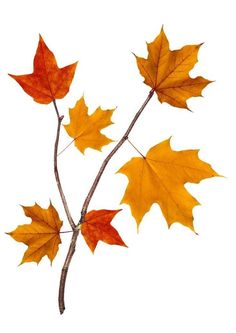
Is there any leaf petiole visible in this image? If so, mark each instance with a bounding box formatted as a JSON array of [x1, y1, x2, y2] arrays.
[[57, 139, 75, 156], [127, 139, 145, 158]]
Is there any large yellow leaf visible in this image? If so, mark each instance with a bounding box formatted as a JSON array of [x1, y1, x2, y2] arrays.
[[7, 203, 63, 264], [64, 96, 114, 153], [135, 27, 211, 109], [118, 138, 219, 231]]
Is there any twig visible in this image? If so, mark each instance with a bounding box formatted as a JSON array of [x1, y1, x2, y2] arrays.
[[58, 229, 79, 314], [53, 100, 76, 230], [58, 138, 75, 156], [127, 139, 145, 158], [79, 88, 155, 221], [58, 88, 155, 314]]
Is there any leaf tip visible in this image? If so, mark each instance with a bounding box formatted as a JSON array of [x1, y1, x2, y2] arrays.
[[18, 259, 25, 267], [90, 248, 96, 254], [38, 34, 45, 44], [217, 173, 226, 179]]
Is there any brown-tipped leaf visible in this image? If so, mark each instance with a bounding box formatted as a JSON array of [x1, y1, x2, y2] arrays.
[[135, 27, 211, 109], [7, 202, 63, 264]]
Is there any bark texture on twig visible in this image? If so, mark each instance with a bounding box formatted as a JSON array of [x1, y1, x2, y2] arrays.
[[57, 89, 154, 314]]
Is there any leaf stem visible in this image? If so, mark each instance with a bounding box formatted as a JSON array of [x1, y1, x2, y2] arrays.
[[53, 100, 76, 230], [58, 88, 154, 314], [58, 138, 75, 156], [127, 139, 145, 158]]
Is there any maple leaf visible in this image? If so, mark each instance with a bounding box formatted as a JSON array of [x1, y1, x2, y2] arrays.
[[135, 27, 211, 109], [64, 96, 114, 153], [118, 138, 219, 231], [81, 209, 127, 252], [7, 202, 63, 264], [9, 35, 77, 104]]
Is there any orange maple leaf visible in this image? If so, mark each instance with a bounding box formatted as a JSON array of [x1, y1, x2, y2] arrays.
[[7, 203, 63, 264], [135, 27, 211, 109], [64, 96, 114, 153], [118, 138, 219, 231], [81, 209, 127, 252], [9, 35, 77, 104]]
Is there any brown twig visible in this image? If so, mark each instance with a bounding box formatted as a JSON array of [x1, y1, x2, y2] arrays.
[[58, 88, 154, 314], [79, 88, 155, 222], [53, 99, 79, 314], [53, 99, 75, 230], [58, 229, 79, 314], [127, 139, 145, 158]]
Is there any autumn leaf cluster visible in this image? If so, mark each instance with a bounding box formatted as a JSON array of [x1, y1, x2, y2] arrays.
[[7, 28, 218, 266]]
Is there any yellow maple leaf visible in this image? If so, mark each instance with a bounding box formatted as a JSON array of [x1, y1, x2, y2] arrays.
[[118, 138, 219, 231], [135, 27, 212, 109], [64, 96, 114, 153], [7, 203, 63, 264]]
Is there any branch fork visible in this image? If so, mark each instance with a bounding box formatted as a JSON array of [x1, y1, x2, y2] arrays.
[[53, 89, 154, 314]]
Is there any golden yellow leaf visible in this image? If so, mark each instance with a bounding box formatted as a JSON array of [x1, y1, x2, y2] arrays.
[[7, 203, 63, 264], [118, 138, 219, 231], [135, 27, 212, 109], [64, 96, 114, 153]]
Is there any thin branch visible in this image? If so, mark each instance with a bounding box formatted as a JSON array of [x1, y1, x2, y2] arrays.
[[53, 100, 76, 230], [58, 88, 155, 314], [127, 139, 145, 158], [79, 88, 155, 222], [60, 230, 74, 234], [58, 229, 80, 314]]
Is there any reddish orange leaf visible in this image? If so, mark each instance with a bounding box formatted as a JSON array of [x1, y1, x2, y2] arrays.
[[81, 209, 127, 253], [64, 96, 114, 153], [9, 35, 77, 104], [135, 27, 211, 109], [7, 202, 63, 264], [118, 138, 219, 231]]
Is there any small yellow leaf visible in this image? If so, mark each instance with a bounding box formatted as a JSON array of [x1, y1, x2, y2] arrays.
[[64, 96, 114, 153]]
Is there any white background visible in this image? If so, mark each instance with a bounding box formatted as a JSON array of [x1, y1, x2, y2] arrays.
[[0, 0, 235, 332]]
